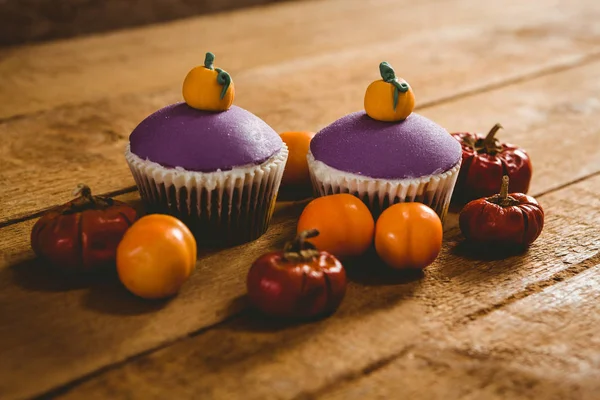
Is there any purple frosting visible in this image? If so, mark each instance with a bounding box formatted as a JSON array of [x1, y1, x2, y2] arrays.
[[129, 103, 283, 172], [310, 111, 462, 179]]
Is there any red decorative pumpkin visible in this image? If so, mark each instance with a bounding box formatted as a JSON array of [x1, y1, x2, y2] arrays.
[[246, 229, 347, 319], [31, 184, 138, 273], [452, 124, 532, 205]]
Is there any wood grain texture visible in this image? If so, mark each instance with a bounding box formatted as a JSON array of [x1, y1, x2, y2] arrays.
[[3, 0, 600, 120], [2, 55, 600, 400], [323, 266, 600, 400], [55, 173, 600, 400], [0, 0, 288, 46], [0, 196, 308, 400]]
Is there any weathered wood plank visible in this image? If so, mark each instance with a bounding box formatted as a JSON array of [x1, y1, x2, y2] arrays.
[[4, 0, 600, 119], [0, 196, 308, 400], [2, 59, 600, 399], [2, 0, 600, 223], [53, 168, 600, 400], [322, 266, 600, 400]]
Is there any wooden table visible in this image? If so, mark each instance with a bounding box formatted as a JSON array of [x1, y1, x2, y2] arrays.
[[1, 0, 600, 398]]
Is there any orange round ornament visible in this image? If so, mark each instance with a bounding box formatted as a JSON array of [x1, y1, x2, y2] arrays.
[[375, 202, 442, 269], [297, 194, 374, 258], [364, 62, 415, 122], [117, 214, 197, 299], [182, 52, 235, 112], [280, 131, 316, 187]]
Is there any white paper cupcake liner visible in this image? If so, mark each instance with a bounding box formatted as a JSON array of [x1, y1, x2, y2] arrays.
[[307, 151, 460, 222], [125, 144, 288, 245]]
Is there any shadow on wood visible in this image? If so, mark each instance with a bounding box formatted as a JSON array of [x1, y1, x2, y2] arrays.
[[451, 239, 530, 262], [82, 280, 169, 316], [222, 308, 315, 333], [8, 257, 168, 315], [276, 186, 314, 203], [8, 258, 113, 292], [344, 249, 426, 287]]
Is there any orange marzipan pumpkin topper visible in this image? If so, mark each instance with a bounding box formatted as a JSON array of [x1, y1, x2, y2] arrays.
[[182, 52, 235, 112], [364, 61, 415, 122]]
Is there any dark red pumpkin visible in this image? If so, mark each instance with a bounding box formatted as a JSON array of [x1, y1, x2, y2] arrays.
[[459, 176, 544, 248], [452, 123, 532, 205], [31, 184, 137, 273], [246, 229, 347, 319]]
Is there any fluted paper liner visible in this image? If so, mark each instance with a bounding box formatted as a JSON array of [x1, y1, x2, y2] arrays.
[[125, 144, 288, 245], [308, 151, 460, 222]]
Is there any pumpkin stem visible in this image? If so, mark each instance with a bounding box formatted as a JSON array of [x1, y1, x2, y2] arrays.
[[204, 52, 215, 70], [483, 123, 503, 152], [499, 175, 509, 200], [67, 184, 113, 212], [284, 229, 320, 261], [379, 62, 409, 111], [73, 184, 94, 203], [487, 175, 520, 207]]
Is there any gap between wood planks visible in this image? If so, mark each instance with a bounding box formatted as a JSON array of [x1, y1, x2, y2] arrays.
[[6, 0, 592, 122], [304, 268, 600, 400], [299, 253, 600, 400], [0, 185, 137, 229], [292, 345, 418, 400], [3, 51, 600, 230], [4, 48, 600, 127], [32, 173, 600, 400]]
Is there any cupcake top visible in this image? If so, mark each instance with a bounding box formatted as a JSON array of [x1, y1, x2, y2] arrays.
[[129, 103, 283, 172], [311, 112, 461, 179], [129, 52, 283, 173], [310, 61, 461, 180]]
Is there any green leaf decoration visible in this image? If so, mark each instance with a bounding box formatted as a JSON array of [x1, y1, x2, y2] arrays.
[[379, 62, 409, 111], [215, 68, 232, 100]]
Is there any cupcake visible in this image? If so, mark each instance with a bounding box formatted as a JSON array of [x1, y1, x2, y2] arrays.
[[308, 62, 461, 222], [125, 52, 288, 245]]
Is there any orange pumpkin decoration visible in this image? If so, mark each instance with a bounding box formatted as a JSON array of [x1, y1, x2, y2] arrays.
[[375, 202, 442, 269], [182, 52, 235, 112], [117, 214, 197, 299], [364, 62, 415, 122], [280, 131, 316, 187], [297, 194, 375, 258]]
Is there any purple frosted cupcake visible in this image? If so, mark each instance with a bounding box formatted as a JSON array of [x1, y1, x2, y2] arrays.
[[308, 62, 461, 222], [125, 53, 288, 245]]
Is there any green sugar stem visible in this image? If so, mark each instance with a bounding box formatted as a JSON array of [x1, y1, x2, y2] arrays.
[[215, 68, 232, 99], [204, 52, 215, 70], [379, 62, 409, 111]]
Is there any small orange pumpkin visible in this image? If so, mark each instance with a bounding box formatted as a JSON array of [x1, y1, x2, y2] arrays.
[[364, 62, 415, 122], [117, 214, 197, 299], [375, 202, 442, 270], [297, 194, 375, 258], [280, 131, 316, 187], [182, 52, 235, 112]]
